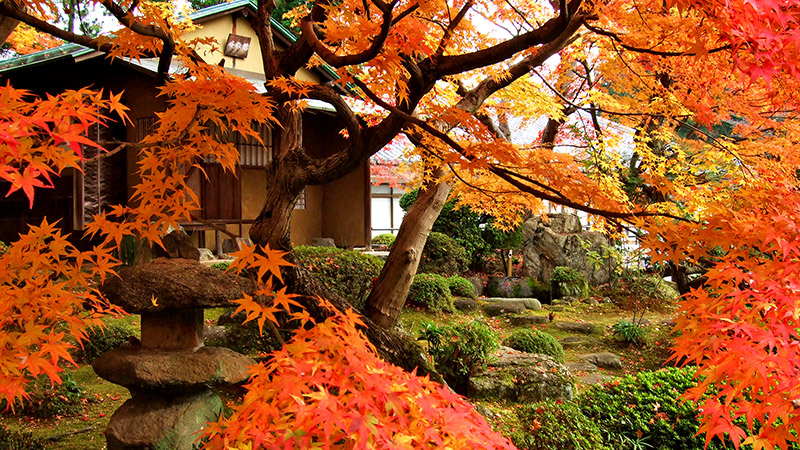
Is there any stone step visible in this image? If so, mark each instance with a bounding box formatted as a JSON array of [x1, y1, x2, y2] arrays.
[[554, 321, 597, 334], [579, 352, 623, 370]]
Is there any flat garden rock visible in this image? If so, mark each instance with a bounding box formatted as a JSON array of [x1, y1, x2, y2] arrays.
[[93, 346, 255, 393], [483, 298, 541, 310], [559, 336, 588, 348], [509, 314, 549, 326], [105, 390, 222, 450], [554, 321, 596, 334], [482, 302, 525, 316], [579, 352, 623, 370], [453, 298, 479, 312], [100, 258, 255, 314], [565, 362, 598, 373], [467, 347, 574, 403]]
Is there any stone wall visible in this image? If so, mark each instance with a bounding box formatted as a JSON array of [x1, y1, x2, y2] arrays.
[[522, 213, 614, 286]]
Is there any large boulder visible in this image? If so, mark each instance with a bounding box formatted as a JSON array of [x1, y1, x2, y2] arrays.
[[467, 347, 574, 402], [522, 213, 615, 286]]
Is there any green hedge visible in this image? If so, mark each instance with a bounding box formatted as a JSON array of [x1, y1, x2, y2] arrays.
[[511, 400, 608, 450], [294, 246, 385, 311], [578, 367, 725, 450]]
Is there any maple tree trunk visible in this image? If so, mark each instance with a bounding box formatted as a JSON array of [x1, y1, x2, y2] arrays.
[[365, 168, 452, 328]]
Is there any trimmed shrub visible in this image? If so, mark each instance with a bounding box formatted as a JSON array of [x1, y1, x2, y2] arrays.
[[420, 320, 498, 392], [503, 329, 564, 362], [550, 266, 588, 299], [510, 400, 608, 450], [407, 273, 454, 313], [370, 233, 395, 248], [578, 367, 725, 450], [74, 321, 136, 363], [448, 276, 477, 299], [294, 246, 385, 311], [418, 232, 470, 276]]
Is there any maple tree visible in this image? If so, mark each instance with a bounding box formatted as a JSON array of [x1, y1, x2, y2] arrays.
[[1, 0, 800, 447]]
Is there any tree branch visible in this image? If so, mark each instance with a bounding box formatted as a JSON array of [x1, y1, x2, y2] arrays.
[[433, 0, 582, 76], [299, 0, 399, 68]]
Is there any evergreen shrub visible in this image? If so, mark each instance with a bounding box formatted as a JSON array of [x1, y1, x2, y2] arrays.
[[294, 246, 384, 311], [447, 276, 477, 298], [418, 232, 470, 276], [510, 400, 608, 450], [420, 320, 498, 392], [407, 273, 454, 313]]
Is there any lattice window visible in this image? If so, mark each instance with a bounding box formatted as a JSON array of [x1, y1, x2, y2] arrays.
[[206, 121, 272, 167], [294, 187, 306, 210]]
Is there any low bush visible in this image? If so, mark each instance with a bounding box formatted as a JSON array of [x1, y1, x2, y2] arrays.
[[210, 261, 232, 271], [418, 232, 470, 276], [578, 367, 725, 450], [407, 273, 454, 313], [370, 233, 396, 248], [210, 309, 284, 357], [510, 400, 608, 450], [503, 329, 564, 362], [419, 320, 498, 393], [550, 266, 588, 299], [0, 426, 45, 450], [74, 321, 136, 363], [612, 320, 647, 345], [4, 372, 87, 419], [294, 246, 385, 311], [447, 276, 477, 299]]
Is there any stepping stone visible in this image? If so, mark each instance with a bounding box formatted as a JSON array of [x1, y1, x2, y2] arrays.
[[565, 362, 598, 373], [579, 352, 623, 370], [554, 321, 596, 334], [483, 297, 541, 310], [577, 373, 616, 386], [509, 314, 549, 326], [559, 336, 587, 348], [482, 302, 525, 316], [454, 298, 479, 312]]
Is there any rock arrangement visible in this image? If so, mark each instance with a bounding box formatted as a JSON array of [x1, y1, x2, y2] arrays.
[[467, 347, 574, 402], [95, 258, 256, 449], [522, 213, 615, 286]]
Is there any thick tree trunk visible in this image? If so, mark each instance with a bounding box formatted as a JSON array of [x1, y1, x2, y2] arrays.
[[365, 168, 452, 328], [245, 108, 441, 382]]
